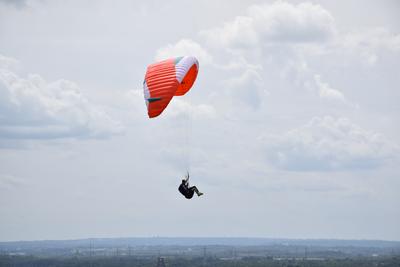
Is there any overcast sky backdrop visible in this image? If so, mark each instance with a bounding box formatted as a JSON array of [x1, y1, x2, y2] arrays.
[[0, 0, 399, 242]]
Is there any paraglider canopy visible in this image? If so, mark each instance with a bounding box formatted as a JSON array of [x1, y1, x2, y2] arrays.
[[143, 56, 199, 118]]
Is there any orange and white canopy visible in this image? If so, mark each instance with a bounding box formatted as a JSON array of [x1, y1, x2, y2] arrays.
[[143, 56, 199, 118]]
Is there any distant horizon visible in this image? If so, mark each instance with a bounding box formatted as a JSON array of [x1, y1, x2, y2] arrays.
[[2, 236, 400, 243]]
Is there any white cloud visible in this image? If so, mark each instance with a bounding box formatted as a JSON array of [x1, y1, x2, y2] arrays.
[[221, 67, 265, 109], [201, 2, 336, 49], [314, 74, 345, 102], [201, 16, 258, 49], [163, 98, 216, 120], [282, 57, 350, 104], [248, 2, 336, 43], [343, 28, 400, 52], [0, 54, 19, 70], [262, 116, 397, 171], [155, 39, 213, 65], [341, 27, 400, 65], [197, 2, 400, 110], [198, 2, 349, 107], [0, 55, 123, 140]]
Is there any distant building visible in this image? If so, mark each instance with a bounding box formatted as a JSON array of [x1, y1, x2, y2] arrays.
[[157, 257, 166, 267]]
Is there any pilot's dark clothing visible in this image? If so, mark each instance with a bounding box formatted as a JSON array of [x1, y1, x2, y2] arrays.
[[178, 180, 200, 199]]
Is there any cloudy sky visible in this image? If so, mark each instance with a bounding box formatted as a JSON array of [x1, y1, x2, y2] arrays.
[[0, 0, 399, 242]]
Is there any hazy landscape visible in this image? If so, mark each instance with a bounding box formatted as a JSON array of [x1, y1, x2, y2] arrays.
[[1, 237, 400, 266]]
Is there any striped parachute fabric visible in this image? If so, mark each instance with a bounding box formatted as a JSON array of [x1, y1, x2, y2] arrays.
[[143, 56, 199, 118]]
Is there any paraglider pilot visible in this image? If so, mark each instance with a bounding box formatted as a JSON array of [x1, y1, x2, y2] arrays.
[[178, 172, 203, 199]]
